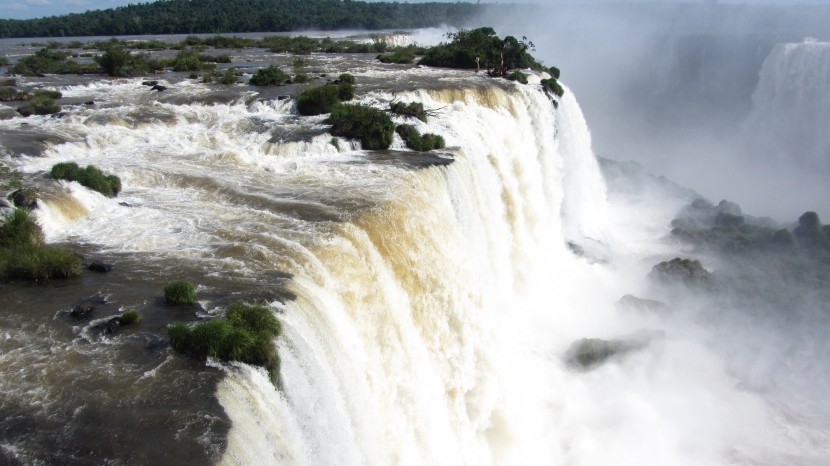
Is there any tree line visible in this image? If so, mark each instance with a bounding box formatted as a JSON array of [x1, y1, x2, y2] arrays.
[[0, 0, 485, 38]]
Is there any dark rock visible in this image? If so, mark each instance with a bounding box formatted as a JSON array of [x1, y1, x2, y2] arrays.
[[118, 201, 135, 207], [617, 294, 670, 314], [565, 330, 662, 370], [567, 241, 585, 256], [92, 317, 121, 335], [84, 101, 95, 106], [142, 80, 159, 87], [11, 189, 37, 209], [150, 85, 167, 92], [649, 257, 713, 288], [70, 296, 106, 319], [277, 95, 291, 101], [88, 262, 114, 272]]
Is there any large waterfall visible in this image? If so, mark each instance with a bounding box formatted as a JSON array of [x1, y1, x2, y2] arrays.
[[3, 55, 829, 464]]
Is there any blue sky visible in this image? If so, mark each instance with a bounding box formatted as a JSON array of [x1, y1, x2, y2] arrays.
[[1, 0, 827, 20]]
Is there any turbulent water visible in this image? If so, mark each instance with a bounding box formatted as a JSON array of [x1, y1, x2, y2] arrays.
[[2, 42, 830, 465]]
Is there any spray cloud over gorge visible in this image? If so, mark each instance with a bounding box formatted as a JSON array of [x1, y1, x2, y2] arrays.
[[0, 5, 829, 465]]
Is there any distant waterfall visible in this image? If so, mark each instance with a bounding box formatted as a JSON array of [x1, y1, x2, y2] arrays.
[[743, 39, 830, 172]]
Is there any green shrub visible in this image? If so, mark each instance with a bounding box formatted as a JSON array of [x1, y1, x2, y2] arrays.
[[548, 66, 561, 79], [164, 280, 197, 305], [97, 46, 150, 77], [12, 48, 80, 75], [329, 104, 396, 150], [419, 27, 543, 72], [293, 73, 310, 83], [167, 301, 281, 380], [396, 124, 445, 151], [118, 310, 141, 325], [541, 78, 564, 98], [32, 89, 62, 99], [0, 245, 81, 281], [507, 70, 528, 84], [0, 208, 43, 248], [390, 101, 427, 122], [17, 93, 61, 117], [0, 87, 19, 102], [337, 83, 355, 101], [0, 56, 8, 67], [50, 162, 121, 197], [337, 73, 356, 85], [297, 84, 350, 116], [219, 67, 236, 85], [172, 51, 203, 72], [249, 65, 288, 86]]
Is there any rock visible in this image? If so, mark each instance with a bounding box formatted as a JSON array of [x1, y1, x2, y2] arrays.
[[0, 78, 17, 87], [567, 241, 585, 256], [88, 262, 114, 273], [84, 101, 95, 106], [11, 189, 37, 209], [617, 294, 670, 313], [142, 80, 159, 87], [70, 296, 106, 319], [565, 330, 662, 370], [277, 95, 291, 101], [150, 85, 167, 92], [92, 317, 121, 335], [649, 257, 713, 288]]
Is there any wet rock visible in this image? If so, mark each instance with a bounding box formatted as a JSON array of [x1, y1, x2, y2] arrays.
[[649, 257, 713, 288], [617, 294, 670, 314], [150, 85, 167, 92], [84, 101, 95, 106], [92, 317, 121, 335], [277, 95, 291, 101], [88, 262, 114, 273], [0, 78, 17, 87], [567, 241, 585, 256], [141, 80, 159, 87], [71, 296, 106, 319], [11, 189, 37, 209], [565, 330, 662, 370]]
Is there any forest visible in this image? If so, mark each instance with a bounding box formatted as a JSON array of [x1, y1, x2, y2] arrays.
[[0, 0, 484, 38]]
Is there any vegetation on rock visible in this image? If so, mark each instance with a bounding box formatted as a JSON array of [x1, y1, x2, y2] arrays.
[[389, 101, 427, 122], [164, 280, 197, 305], [297, 78, 356, 116], [419, 27, 543, 74], [328, 104, 395, 150], [0, 208, 81, 281], [167, 302, 281, 380], [51, 162, 121, 197], [17, 90, 62, 117], [396, 124, 445, 151], [249, 65, 288, 86]]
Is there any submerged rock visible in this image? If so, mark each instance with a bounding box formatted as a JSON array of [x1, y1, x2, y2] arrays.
[[92, 317, 121, 335], [70, 295, 106, 319], [565, 330, 662, 370], [88, 262, 114, 273], [150, 85, 167, 92], [617, 294, 670, 314], [649, 257, 713, 288]]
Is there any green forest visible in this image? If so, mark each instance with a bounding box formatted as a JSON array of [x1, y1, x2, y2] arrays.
[[0, 0, 484, 38]]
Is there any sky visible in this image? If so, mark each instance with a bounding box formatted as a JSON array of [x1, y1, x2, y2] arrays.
[[2, 0, 828, 21]]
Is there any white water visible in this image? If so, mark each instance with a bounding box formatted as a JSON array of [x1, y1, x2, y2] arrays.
[[744, 39, 830, 172], [4, 67, 827, 464]]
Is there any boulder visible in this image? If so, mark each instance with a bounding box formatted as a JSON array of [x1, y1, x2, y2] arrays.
[[617, 294, 670, 314], [150, 85, 167, 92], [649, 257, 713, 288], [70, 296, 106, 319], [92, 317, 121, 335], [141, 80, 159, 87], [11, 189, 37, 209], [565, 330, 662, 370], [88, 262, 114, 273]]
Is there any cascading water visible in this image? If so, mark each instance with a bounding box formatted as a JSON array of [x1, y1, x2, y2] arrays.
[[743, 39, 830, 172], [2, 48, 830, 465]]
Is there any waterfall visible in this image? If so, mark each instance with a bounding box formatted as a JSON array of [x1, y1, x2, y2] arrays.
[[743, 39, 830, 172]]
